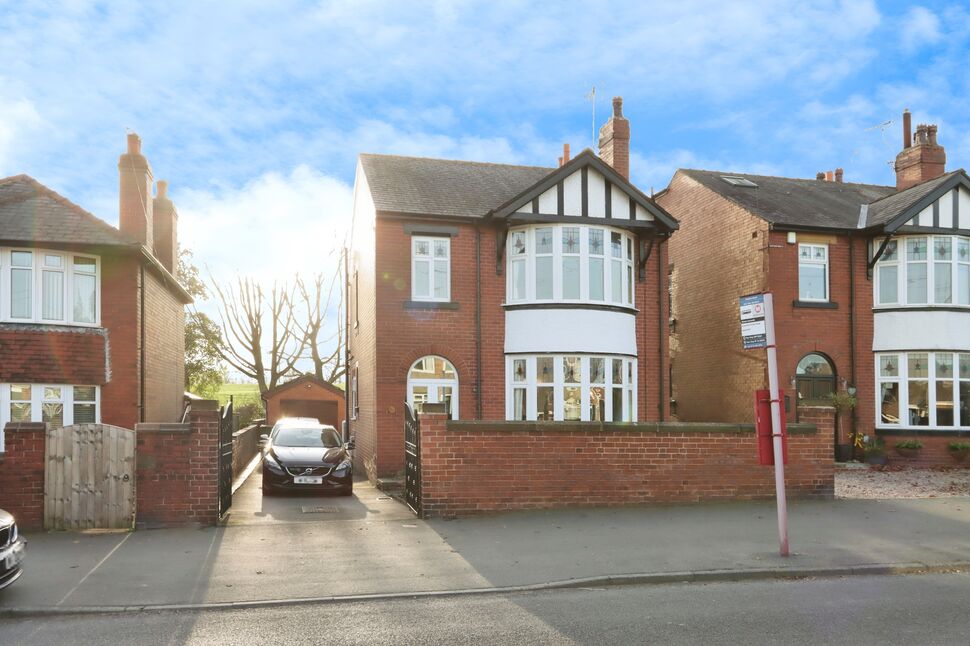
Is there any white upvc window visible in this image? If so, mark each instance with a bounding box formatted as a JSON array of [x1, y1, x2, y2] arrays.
[[798, 243, 828, 301], [876, 235, 970, 307], [0, 247, 100, 325], [411, 236, 450, 301], [505, 354, 637, 422], [876, 352, 970, 429], [506, 225, 635, 307], [0, 384, 101, 452]]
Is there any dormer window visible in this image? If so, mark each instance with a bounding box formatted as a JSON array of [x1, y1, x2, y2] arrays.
[[506, 225, 635, 307]]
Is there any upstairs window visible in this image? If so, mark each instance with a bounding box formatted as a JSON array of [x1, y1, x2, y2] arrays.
[[411, 237, 450, 302], [1, 248, 99, 325], [507, 225, 635, 307], [876, 235, 970, 307], [798, 244, 828, 301]]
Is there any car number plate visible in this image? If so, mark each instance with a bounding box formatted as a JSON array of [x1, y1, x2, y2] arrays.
[[4, 542, 24, 569], [294, 476, 323, 484]]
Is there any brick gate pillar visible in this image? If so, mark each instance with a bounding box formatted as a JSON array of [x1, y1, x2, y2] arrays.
[[0, 422, 47, 531]]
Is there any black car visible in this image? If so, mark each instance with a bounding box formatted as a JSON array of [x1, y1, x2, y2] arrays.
[[261, 424, 354, 495], [0, 509, 26, 590]]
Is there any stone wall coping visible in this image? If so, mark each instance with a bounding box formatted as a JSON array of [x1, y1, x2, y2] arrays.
[[233, 423, 266, 439], [191, 399, 220, 412], [136, 423, 191, 433], [443, 420, 818, 435]]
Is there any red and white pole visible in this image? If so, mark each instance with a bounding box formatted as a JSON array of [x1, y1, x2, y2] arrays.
[[762, 293, 789, 557]]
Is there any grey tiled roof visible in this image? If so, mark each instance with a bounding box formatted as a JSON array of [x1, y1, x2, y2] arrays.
[[679, 169, 895, 230], [360, 153, 554, 218], [0, 174, 136, 246], [865, 170, 962, 227]]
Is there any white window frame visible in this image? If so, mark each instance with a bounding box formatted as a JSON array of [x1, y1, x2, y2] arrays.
[[797, 243, 829, 302], [410, 236, 451, 302], [875, 352, 970, 430], [0, 384, 101, 452], [350, 364, 359, 420], [406, 356, 459, 420], [875, 235, 970, 309], [506, 225, 635, 307], [505, 354, 637, 422], [0, 247, 101, 326]]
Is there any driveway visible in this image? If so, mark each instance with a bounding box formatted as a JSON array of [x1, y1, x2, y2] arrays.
[[227, 468, 415, 525]]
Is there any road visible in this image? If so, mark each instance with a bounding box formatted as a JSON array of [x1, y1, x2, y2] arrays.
[[2, 573, 967, 645]]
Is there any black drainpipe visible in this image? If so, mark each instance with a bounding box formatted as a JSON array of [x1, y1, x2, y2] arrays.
[[475, 227, 483, 419], [657, 234, 665, 422], [139, 263, 146, 423]]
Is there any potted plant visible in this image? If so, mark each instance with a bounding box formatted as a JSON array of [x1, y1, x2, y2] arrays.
[[894, 439, 923, 459], [863, 437, 887, 466], [829, 390, 857, 462], [948, 442, 970, 464]]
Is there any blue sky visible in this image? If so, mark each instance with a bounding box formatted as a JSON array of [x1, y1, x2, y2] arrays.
[[2, 0, 969, 285]]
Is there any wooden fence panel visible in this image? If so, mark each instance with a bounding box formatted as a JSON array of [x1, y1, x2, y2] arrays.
[[45, 424, 135, 530]]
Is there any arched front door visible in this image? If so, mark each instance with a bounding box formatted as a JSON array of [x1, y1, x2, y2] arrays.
[[795, 353, 836, 403], [407, 356, 459, 420]]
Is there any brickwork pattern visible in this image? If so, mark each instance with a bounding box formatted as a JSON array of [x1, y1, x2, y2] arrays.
[[0, 327, 106, 384], [418, 407, 834, 517], [99, 253, 141, 429], [0, 423, 46, 530], [142, 269, 185, 423], [880, 434, 970, 468]]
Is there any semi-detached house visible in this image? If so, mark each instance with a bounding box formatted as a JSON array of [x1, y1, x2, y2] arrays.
[[347, 98, 679, 479], [0, 134, 190, 451], [658, 111, 970, 464]]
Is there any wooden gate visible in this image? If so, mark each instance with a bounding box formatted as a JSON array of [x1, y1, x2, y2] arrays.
[[45, 424, 135, 530], [404, 403, 421, 516]]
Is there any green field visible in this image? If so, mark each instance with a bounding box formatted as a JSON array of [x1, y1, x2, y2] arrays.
[[216, 383, 261, 406]]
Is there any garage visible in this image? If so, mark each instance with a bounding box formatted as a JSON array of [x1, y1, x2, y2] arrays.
[[261, 374, 347, 429]]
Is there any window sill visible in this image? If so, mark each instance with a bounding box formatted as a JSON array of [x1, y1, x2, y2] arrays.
[[503, 302, 639, 314], [873, 305, 970, 313], [792, 300, 838, 309], [876, 427, 970, 437], [404, 300, 459, 310]]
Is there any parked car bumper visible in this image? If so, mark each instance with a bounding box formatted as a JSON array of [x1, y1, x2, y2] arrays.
[[0, 537, 27, 590], [262, 467, 353, 493]]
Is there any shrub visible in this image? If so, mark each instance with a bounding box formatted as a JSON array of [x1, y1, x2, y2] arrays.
[[948, 442, 970, 451], [895, 440, 923, 450]]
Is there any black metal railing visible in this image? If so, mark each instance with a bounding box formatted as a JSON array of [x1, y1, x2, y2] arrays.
[[404, 402, 421, 516], [218, 397, 234, 516]]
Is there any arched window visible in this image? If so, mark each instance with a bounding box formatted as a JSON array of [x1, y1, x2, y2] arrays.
[[407, 356, 459, 420], [795, 353, 835, 402]]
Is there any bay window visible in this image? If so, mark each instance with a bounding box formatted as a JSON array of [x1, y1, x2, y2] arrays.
[[506, 225, 635, 307], [876, 235, 970, 307], [0, 384, 100, 451], [876, 352, 970, 428], [1, 248, 99, 325], [506, 354, 637, 422]]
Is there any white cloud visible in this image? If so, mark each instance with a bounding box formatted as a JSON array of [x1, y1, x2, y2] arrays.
[[0, 91, 43, 176], [177, 165, 353, 287], [901, 6, 942, 53]]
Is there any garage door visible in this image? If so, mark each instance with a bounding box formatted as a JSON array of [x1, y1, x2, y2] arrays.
[[280, 399, 339, 427]]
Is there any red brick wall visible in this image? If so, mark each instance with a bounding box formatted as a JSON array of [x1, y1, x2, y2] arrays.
[[418, 407, 835, 517], [100, 253, 141, 429], [658, 172, 769, 423], [0, 327, 106, 384], [142, 268, 185, 423], [135, 404, 220, 527], [879, 433, 970, 468], [0, 423, 46, 530]]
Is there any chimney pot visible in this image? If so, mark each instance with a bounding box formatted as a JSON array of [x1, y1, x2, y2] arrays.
[[927, 125, 938, 146], [558, 156, 563, 167], [563, 143, 570, 164], [903, 109, 912, 149], [825, 170, 834, 182], [612, 96, 623, 117], [127, 132, 141, 155], [835, 168, 844, 183], [816, 172, 825, 181], [157, 179, 168, 199]]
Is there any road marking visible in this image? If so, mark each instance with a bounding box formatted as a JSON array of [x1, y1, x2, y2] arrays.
[[56, 532, 132, 606]]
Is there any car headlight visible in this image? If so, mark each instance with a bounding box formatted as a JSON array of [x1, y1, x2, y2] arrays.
[[10, 523, 16, 543], [263, 454, 285, 474], [334, 459, 352, 477]]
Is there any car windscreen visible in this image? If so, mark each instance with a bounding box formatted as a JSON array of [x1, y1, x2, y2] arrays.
[[273, 427, 341, 448]]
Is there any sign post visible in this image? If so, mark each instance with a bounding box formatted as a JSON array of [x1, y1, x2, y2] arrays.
[[739, 292, 790, 557]]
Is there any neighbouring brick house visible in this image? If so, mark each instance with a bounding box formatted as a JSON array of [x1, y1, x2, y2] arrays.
[[347, 98, 680, 480], [0, 133, 191, 451], [658, 111, 970, 464]]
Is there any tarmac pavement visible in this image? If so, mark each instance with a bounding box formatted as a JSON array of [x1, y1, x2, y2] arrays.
[[1, 468, 968, 614]]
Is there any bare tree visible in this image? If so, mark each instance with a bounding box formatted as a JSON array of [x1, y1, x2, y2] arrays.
[[209, 275, 305, 394], [293, 261, 345, 384]]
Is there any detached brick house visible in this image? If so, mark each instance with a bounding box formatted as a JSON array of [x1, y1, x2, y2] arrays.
[[658, 111, 970, 462], [348, 98, 679, 479], [0, 134, 191, 450]]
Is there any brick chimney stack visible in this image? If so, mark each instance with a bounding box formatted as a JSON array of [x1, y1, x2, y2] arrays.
[[895, 110, 946, 191], [118, 133, 154, 248], [152, 180, 178, 274], [598, 96, 630, 179], [835, 168, 843, 183]]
